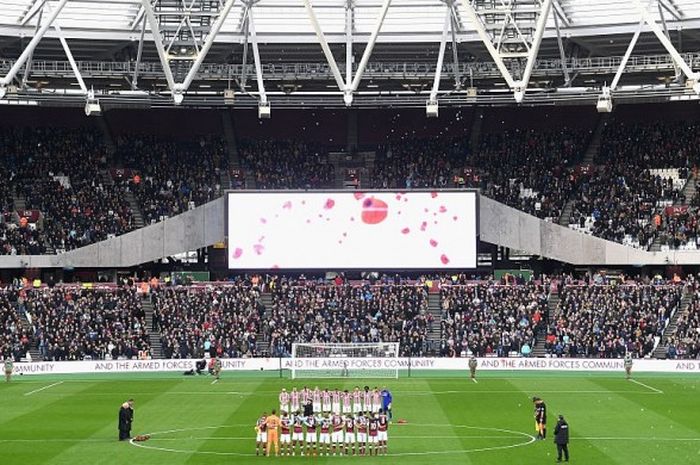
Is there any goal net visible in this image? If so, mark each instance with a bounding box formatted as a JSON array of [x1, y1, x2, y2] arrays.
[[290, 342, 400, 379]]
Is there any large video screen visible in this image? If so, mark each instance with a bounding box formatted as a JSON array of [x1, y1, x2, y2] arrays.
[[227, 191, 477, 269]]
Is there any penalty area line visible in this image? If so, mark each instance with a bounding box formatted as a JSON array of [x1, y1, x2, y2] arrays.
[[24, 381, 63, 396], [628, 378, 664, 394]]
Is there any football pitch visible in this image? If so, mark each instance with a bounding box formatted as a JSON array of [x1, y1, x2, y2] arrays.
[[1, 370, 699, 465]]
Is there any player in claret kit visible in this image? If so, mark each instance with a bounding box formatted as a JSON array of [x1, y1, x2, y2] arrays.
[[368, 412, 379, 455], [304, 413, 318, 456], [352, 387, 363, 414], [378, 409, 389, 454], [280, 412, 292, 456], [372, 387, 382, 413], [318, 414, 331, 456], [332, 388, 342, 415], [322, 388, 332, 414], [279, 388, 290, 415], [344, 412, 357, 456], [291, 387, 300, 414], [292, 411, 305, 456], [313, 386, 322, 413], [356, 412, 368, 456], [331, 412, 344, 456], [342, 390, 352, 416], [255, 413, 268, 456]]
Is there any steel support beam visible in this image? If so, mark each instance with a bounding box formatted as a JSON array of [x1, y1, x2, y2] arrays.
[[429, 7, 451, 104], [180, 0, 237, 92], [45, 1, 88, 95], [552, 0, 571, 27], [247, 5, 267, 105], [345, 0, 354, 87], [21, 8, 43, 89], [0, 0, 69, 89], [635, 0, 699, 85], [552, 1, 570, 85], [132, 15, 147, 90], [449, 11, 462, 89], [239, 4, 251, 91], [303, 0, 347, 95], [349, 0, 392, 94], [610, 17, 645, 91], [516, 0, 554, 102], [140, 0, 177, 96]]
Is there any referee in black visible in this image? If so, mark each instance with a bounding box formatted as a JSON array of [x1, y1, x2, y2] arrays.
[[554, 414, 569, 462]]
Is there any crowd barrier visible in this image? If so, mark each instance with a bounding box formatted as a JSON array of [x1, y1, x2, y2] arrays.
[[10, 357, 700, 376]]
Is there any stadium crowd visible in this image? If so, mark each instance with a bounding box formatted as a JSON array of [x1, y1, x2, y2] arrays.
[[0, 290, 31, 361], [115, 135, 227, 224], [153, 285, 263, 359], [238, 140, 334, 189], [545, 284, 682, 358], [265, 280, 431, 357], [439, 283, 548, 357]]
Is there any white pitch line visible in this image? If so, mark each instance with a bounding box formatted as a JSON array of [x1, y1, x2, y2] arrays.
[[471, 378, 478, 384], [211, 379, 219, 385], [23, 381, 63, 396], [629, 378, 664, 394]]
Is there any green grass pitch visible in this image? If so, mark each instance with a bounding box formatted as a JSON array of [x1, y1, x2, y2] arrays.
[[1, 370, 699, 465]]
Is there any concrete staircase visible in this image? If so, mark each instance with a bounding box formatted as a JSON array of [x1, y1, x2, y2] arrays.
[[531, 288, 559, 357], [124, 189, 146, 229], [18, 310, 41, 361], [256, 292, 273, 356], [143, 296, 163, 359], [426, 292, 443, 353], [221, 111, 249, 188], [653, 286, 693, 359], [557, 114, 608, 226], [649, 172, 697, 252]]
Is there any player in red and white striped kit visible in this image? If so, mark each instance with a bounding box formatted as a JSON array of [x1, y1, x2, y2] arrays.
[[378, 410, 389, 454], [352, 387, 363, 414], [290, 388, 300, 414], [332, 389, 341, 415], [322, 388, 332, 413], [342, 390, 352, 415], [363, 386, 372, 412], [312, 386, 322, 413], [331, 412, 344, 455], [256, 413, 268, 456], [279, 388, 290, 415], [372, 388, 382, 413], [344, 414, 357, 456], [301, 386, 311, 405]]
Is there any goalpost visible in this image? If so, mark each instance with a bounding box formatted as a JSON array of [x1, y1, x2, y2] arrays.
[[290, 342, 400, 379]]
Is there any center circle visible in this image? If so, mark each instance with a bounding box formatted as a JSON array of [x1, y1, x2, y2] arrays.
[[129, 423, 536, 457]]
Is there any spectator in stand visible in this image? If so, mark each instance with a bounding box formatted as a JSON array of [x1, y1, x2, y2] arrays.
[[266, 279, 431, 357], [238, 140, 333, 189], [440, 281, 548, 357], [24, 287, 149, 361], [0, 290, 32, 361], [115, 135, 226, 224], [546, 283, 682, 358], [154, 285, 263, 359]]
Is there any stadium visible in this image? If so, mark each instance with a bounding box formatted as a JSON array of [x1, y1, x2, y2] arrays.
[[1, 0, 700, 464]]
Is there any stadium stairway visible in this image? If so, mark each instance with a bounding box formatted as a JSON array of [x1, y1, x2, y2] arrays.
[[124, 190, 145, 229], [426, 292, 442, 351], [532, 287, 559, 357], [18, 311, 41, 361], [95, 117, 117, 156], [649, 172, 697, 252], [142, 296, 163, 359], [468, 109, 483, 155], [653, 284, 693, 359], [557, 114, 609, 227], [256, 292, 273, 356]]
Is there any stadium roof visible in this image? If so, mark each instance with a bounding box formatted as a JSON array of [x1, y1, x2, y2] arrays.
[[0, 0, 699, 109]]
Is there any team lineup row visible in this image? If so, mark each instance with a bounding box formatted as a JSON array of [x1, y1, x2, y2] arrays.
[[277, 386, 393, 416], [256, 410, 391, 457], [256, 386, 394, 457]]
